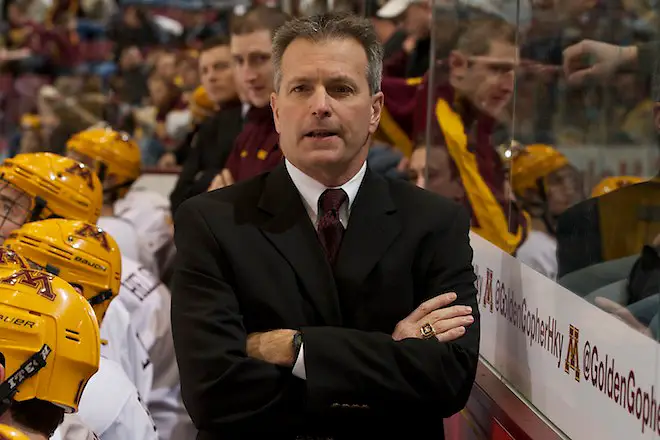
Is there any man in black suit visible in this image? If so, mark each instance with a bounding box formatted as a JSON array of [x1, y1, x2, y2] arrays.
[[171, 12, 479, 439], [169, 36, 245, 215]]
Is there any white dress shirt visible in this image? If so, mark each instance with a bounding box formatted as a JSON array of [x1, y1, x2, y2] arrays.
[[284, 159, 367, 380]]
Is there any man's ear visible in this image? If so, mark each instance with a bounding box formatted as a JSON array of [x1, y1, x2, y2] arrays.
[[270, 92, 281, 134], [369, 91, 384, 134], [449, 50, 468, 81]]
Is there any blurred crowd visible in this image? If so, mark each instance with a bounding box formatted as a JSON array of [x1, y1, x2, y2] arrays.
[[0, 0, 658, 438], [0, 0, 658, 165]]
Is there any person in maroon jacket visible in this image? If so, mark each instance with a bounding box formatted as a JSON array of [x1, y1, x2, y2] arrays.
[[208, 6, 289, 190], [381, 17, 529, 254]]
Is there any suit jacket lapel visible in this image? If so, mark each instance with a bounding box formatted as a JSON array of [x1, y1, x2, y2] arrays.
[[335, 168, 401, 288], [257, 164, 343, 326]]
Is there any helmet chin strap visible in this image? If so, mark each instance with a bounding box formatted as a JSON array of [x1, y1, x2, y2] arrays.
[[28, 197, 47, 222], [0, 345, 51, 417]]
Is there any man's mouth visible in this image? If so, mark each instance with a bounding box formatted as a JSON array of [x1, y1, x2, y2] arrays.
[[304, 130, 338, 139]]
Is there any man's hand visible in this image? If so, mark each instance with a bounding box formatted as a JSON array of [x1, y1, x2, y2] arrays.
[[594, 297, 652, 337], [563, 40, 637, 85], [208, 168, 234, 191], [157, 152, 177, 169], [246, 329, 298, 367], [392, 292, 473, 343], [402, 36, 416, 54]]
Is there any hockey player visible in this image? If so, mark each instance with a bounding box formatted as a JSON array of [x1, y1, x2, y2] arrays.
[[0, 152, 101, 243], [66, 127, 175, 280], [0, 153, 160, 437], [64, 127, 188, 439], [4, 221, 158, 440], [0, 266, 99, 439], [511, 144, 582, 280], [0, 153, 151, 388]]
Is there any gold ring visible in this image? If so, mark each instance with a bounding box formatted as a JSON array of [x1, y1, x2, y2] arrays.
[[420, 323, 436, 339]]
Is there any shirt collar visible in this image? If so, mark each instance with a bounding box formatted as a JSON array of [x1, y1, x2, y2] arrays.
[[285, 159, 367, 217]]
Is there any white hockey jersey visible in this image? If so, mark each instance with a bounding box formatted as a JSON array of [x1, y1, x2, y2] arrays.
[[100, 295, 153, 401], [96, 216, 141, 264], [112, 188, 175, 279], [77, 357, 158, 440], [52, 414, 99, 440], [116, 256, 194, 440]]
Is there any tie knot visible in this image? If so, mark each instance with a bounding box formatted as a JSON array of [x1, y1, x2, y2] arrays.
[[319, 188, 347, 213]]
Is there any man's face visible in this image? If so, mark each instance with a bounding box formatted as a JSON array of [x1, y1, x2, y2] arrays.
[[156, 54, 177, 82], [199, 45, 236, 104], [271, 38, 383, 176], [450, 40, 517, 118], [545, 165, 582, 216], [0, 183, 31, 245], [231, 30, 274, 108], [409, 146, 464, 202]]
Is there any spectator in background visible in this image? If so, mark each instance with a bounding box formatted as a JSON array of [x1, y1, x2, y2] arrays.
[[377, 0, 431, 78], [169, 36, 243, 215], [175, 54, 199, 92], [0, 0, 77, 76], [207, 6, 289, 190], [179, 9, 226, 48], [153, 51, 178, 84], [107, 5, 162, 62], [133, 74, 184, 166], [365, 0, 406, 59], [408, 142, 466, 204], [608, 70, 657, 145], [114, 45, 149, 106]]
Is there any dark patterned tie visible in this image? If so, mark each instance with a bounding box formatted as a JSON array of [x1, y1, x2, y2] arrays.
[[317, 188, 348, 266]]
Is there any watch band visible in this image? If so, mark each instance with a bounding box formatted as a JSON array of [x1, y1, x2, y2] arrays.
[[292, 331, 303, 361]]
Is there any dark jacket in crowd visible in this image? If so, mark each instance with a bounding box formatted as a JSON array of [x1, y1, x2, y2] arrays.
[[169, 100, 243, 216]]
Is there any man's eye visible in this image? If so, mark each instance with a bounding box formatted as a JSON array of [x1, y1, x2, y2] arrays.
[[333, 86, 352, 94]]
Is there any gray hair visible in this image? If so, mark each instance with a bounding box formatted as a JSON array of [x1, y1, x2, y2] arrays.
[[272, 12, 383, 95]]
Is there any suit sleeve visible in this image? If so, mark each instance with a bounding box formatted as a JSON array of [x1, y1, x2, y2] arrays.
[[170, 199, 305, 432], [301, 206, 479, 417]]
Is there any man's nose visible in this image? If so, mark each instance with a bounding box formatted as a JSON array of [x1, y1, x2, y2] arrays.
[[310, 88, 331, 118], [237, 64, 256, 82], [501, 71, 515, 91], [205, 73, 217, 84]]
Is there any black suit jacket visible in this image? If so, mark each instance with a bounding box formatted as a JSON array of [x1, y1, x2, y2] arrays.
[[171, 163, 480, 439], [169, 103, 244, 216]]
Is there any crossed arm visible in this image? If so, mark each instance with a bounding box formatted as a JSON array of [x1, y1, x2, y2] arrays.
[[171, 199, 479, 432]]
